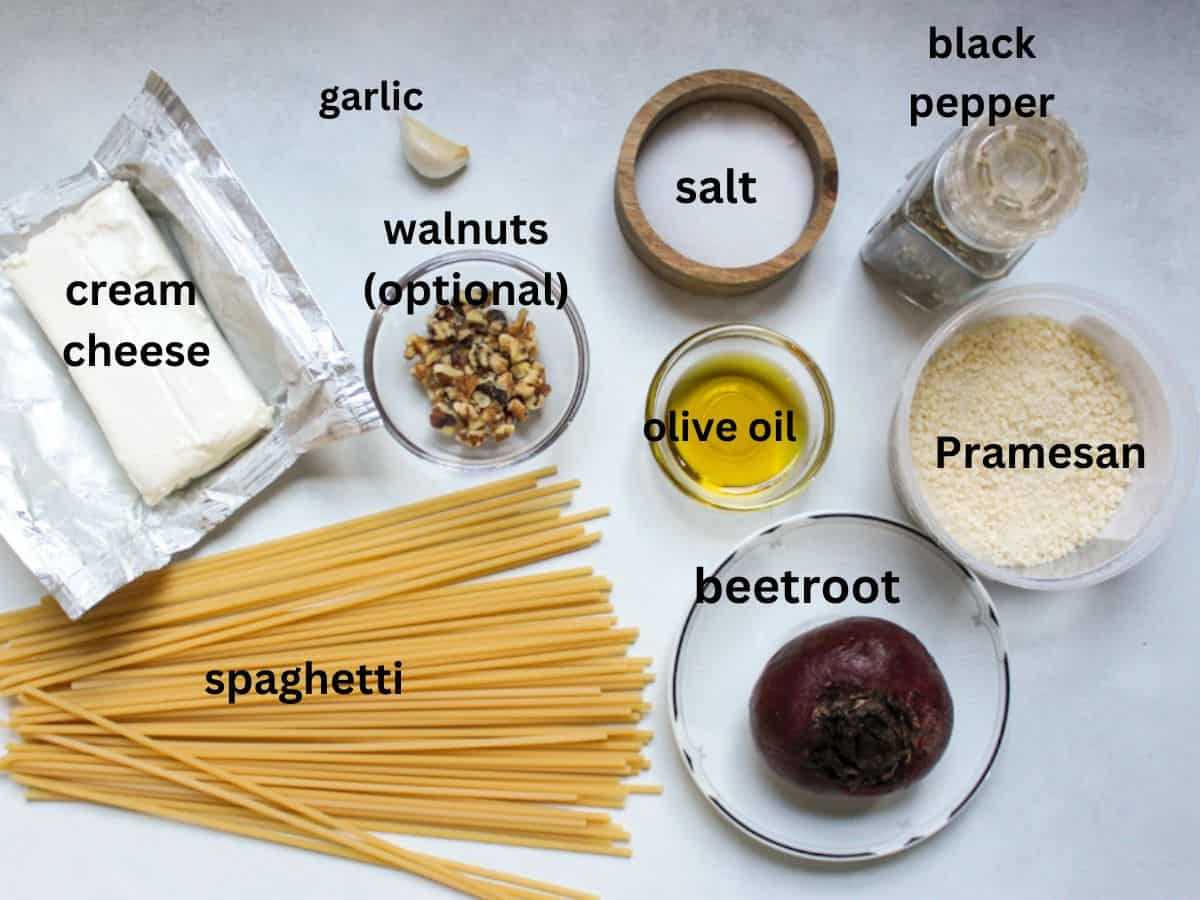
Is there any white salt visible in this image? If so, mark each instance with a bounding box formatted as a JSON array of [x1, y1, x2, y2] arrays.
[[634, 100, 815, 269]]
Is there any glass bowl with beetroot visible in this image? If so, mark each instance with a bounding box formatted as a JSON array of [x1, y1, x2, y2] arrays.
[[670, 512, 1010, 861]]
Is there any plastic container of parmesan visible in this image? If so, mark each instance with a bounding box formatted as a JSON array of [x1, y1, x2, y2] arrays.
[[890, 283, 1198, 591]]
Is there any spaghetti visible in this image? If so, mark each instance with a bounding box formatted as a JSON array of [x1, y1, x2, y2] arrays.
[[0, 467, 658, 899]]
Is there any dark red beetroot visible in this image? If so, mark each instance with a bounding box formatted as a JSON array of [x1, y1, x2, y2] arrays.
[[749, 617, 953, 797]]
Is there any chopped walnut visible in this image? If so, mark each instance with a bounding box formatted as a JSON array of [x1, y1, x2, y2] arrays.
[[406, 298, 550, 446]]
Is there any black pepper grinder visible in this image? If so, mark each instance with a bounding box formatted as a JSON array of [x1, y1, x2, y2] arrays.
[[861, 115, 1088, 310]]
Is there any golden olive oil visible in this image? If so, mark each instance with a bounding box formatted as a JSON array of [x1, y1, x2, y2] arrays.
[[666, 352, 807, 491]]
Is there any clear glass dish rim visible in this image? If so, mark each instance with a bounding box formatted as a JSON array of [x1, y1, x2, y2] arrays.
[[668, 510, 1011, 862], [363, 249, 591, 470], [644, 323, 835, 511], [891, 282, 1199, 590]]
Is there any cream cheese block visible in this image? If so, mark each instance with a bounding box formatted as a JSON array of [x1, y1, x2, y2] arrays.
[[1, 181, 272, 505]]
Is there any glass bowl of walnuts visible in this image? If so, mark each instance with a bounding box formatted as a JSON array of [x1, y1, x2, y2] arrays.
[[364, 250, 590, 469]]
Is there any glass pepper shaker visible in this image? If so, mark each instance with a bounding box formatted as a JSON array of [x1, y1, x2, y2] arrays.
[[861, 115, 1088, 311]]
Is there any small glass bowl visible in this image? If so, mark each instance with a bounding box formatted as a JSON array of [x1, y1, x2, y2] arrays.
[[364, 250, 589, 469], [670, 512, 1009, 860], [891, 283, 1199, 590], [645, 324, 834, 510]]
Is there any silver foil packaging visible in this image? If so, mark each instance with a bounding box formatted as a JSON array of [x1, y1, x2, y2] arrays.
[[0, 72, 379, 619]]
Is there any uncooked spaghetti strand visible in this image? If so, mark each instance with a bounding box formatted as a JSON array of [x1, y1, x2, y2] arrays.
[[59, 597, 615, 687], [98, 466, 559, 595], [96, 484, 587, 616], [18, 720, 617, 754], [72, 683, 618, 712], [174, 492, 574, 595], [6, 750, 652, 792], [54, 606, 624, 683], [7, 466, 560, 639], [20, 777, 630, 848], [3, 747, 652, 798], [5, 757, 586, 804], [39, 646, 644, 717], [0, 506, 578, 660], [55, 580, 612, 675], [80, 619, 633, 686], [56, 573, 610, 676], [1, 499, 597, 659], [6, 564, 603, 666], [46, 614, 620, 692], [22, 692, 513, 900], [16, 768, 608, 837], [20, 743, 636, 860], [353, 818, 633, 859], [399, 644, 639, 683], [16, 707, 646, 737], [0, 606, 46, 627], [4, 686, 628, 729], [151, 704, 646, 729], [376, 660, 651, 696], [115, 478, 582, 601], [4, 595, 608, 697], [45, 525, 603, 682], [161, 687, 638, 717], [1, 476, 579, 651], [15, 718, 645, 740], [0, 607, 50, 643], [14, 726, 644, 765], [173, 597, 617, 663], [5, 754, 642, 807], [35, 744, 644, 773], [89, 740, 643, 767], [13, 686, 617, 724], [192, 484, 583, 590], [11, 700, 644, 733], [23, 777, 628, 866], [0, 528, 603, 693], [258, 791, 605, 833], [16, 659, 651, 721], [34, 733, 508, 898], [14, 775, 594, 899]]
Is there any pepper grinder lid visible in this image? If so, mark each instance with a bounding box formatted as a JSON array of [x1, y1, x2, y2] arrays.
[[935, 115, 1088, 252]]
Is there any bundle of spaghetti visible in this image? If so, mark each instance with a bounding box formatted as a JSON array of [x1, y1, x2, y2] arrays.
[[0, 467, 660, 899]]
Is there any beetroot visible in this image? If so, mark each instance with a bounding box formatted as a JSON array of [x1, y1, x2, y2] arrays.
[[749, 617, 953, 797]]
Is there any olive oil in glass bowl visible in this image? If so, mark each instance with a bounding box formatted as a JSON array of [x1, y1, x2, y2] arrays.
[[646, 324, 833, 511]]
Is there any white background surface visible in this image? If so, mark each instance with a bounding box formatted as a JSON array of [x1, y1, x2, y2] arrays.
[[1, 1, 1197, 898]]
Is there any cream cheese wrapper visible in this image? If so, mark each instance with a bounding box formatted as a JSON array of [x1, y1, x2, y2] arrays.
[[0, 72, 379, 619]]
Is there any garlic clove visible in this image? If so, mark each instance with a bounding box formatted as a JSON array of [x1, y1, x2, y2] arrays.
[[402, 117, 469, 180]]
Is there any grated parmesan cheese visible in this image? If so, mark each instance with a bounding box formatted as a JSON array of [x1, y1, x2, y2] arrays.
[[910, 315, 1138, 567]]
